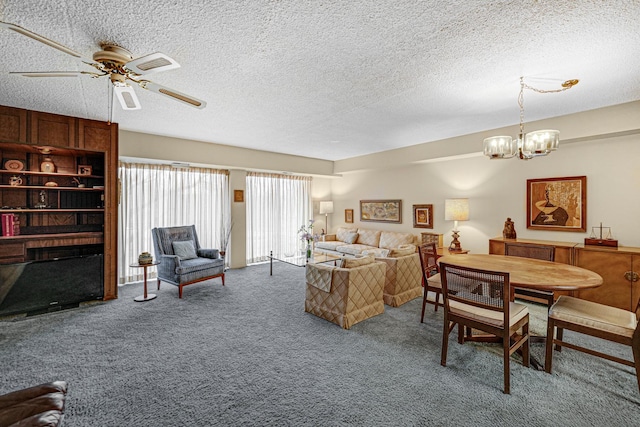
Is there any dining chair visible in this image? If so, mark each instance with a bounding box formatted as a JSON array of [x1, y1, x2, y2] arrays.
[[440, 262, 530, 394], [504, 242, 555, 308], [418, 243, 442, 322], [545, 295, 640, 392]]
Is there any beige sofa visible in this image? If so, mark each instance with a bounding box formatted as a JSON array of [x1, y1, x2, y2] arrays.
[[315, 227, 417, 257], [305, 255, 387, 329], [315, 227, 422, 307]]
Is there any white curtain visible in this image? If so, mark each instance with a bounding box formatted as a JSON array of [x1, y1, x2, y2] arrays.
[[118, 162, 229, 284], [246, 172, 312, 264]]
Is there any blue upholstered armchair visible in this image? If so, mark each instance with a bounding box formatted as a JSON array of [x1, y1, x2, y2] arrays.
[[151, 225, 225, 298]]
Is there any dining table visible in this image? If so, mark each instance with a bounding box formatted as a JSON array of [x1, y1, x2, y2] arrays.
[[436, 253, 603, 369]]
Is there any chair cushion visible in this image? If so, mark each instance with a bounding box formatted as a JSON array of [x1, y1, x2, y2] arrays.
[[449, 300, 528, 328], [175, 256, 224, 274], [172, 240, 198, 260], [335, 244, 376, 256], [426, 272, 441, 288], [362, 248, 391, 257], [549, 296, 638, 338], [343, 255, 374, 268]]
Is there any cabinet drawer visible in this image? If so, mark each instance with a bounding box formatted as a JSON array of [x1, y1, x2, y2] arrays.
[[0, 242, 25, 258]]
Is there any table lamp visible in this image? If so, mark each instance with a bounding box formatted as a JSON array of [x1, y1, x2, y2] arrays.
[[445, 198, 469, 252], [319, 201, 334, 233]]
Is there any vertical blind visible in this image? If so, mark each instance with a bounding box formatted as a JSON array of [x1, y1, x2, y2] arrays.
[[118, 162, 229, 284], [246, 172, 312, 264]]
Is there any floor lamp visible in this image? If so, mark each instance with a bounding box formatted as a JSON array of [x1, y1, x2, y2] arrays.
[[319, 201, 334, 234], [445, 198, 469, 252]]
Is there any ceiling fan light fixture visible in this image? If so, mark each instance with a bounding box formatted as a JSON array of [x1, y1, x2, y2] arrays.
[[114, 84, 141, 110], [126, 52, 180, 75]]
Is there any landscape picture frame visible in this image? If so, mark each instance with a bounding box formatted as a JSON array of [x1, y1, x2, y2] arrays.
[[360, 200, 402, 223], [526, 176, 586, 232]]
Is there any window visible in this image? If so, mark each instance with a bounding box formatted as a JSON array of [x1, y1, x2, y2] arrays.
[[246, 172, 312, 264]]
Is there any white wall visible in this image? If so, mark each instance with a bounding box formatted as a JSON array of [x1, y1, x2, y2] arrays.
[[328, 133, 640, 255]]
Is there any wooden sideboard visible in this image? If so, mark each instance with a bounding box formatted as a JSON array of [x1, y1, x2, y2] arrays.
[[489, 237, 640, 311]]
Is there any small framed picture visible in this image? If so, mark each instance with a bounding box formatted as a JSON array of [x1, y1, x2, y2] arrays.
[[413, 204, 434, 229], [234, 189, 244, 203], [345, 209, 354, 223], [78, 165, 92, 175]]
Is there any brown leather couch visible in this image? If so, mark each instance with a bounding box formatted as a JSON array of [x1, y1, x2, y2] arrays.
[[0, 381, 67, 427]]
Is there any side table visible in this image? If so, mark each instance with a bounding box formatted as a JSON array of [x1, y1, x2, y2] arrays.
[[130, 261, 160, 302]]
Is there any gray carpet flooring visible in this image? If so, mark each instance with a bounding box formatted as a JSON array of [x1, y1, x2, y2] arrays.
[[1, 262, 639, 426]]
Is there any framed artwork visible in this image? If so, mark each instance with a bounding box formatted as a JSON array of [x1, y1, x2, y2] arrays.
[[345, 209, 354, 223], [413, 204, 433, 229], [359, 200, 402, 223], [78, 165, 92, 175], [233, 190, 244, 203], [526, 176, 586, 232]]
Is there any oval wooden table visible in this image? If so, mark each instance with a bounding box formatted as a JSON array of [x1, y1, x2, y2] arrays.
[[438, 254, 603, 293], [436, 254, 603, 370]]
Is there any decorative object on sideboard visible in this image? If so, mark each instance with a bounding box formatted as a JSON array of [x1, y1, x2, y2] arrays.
[[34, 190, 48, 209], [44, 181, 58, 187], [9, 175, 22, 186], [413, 204, 434, 229], [138, 251, 153, 265], [78, 165, 93, 175], [360, 200, 402, 223], [445, 198, 469, 252], [319, 201, 334, 232], [526, 176, 586, 232], [585, 222, 618, 247], [72, 177, 86, 188], [503, 217, 517, 239], [483, 76, 579, 160], [4, 159, 24, 171], [40, 156, 56, 173], [345, 209, 354, 223]]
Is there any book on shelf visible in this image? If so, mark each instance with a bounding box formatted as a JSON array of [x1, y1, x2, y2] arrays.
[[1, 213, 19, 237]]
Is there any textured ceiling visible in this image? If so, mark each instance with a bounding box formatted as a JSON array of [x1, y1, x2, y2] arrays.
[[1, 1, 639, 161]]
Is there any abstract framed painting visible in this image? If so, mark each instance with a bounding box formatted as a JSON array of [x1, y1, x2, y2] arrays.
[[526, 176, 586, 232]]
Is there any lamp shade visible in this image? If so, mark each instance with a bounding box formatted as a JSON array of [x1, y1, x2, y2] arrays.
[[319, 201, 334, 215], [444, 199, 469, 222]]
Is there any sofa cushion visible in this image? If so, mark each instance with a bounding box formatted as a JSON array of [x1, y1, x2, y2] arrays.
[[336, 244, 377, 256], [343, 232, 359, 244], [336, 227, 358, 242], [356, 229, 382, 247], [315, 241, 344, 251], [172, 240, 198, 260], [379, 231, 416, 249], [388, 244, 416, 258], [342, 255, 375, 268]]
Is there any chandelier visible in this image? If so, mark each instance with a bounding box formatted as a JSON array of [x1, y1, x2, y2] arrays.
[[483, 77, 579, 160]]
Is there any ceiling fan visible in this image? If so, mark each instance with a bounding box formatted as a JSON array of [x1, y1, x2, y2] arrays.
[[0, 20, 206, 116]]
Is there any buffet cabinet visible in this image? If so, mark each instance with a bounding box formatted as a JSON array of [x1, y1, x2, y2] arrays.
[[489, 237, 640, 311], [0, 105, 118, 312]]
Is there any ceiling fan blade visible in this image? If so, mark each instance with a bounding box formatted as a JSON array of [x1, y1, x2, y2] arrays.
[[125, 52, 180, 75], [113, 84, 142, 110], [135, 80, 206, 109], [10, 71, 97, 78], [0, 21, 97, 66]]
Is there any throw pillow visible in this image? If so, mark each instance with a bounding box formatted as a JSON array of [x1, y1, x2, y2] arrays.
[[388, 244, 416, 258], [172, 240, 198, 260], [344, 232, 359, 244]]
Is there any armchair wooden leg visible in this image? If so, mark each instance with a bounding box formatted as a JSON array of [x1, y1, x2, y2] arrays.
[[179, 285, 183, 299], [157, 278, 161, 290], [221, 273, 225, 286]]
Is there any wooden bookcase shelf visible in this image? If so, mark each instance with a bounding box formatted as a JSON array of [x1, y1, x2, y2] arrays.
[[0, 105, 118, 305]]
